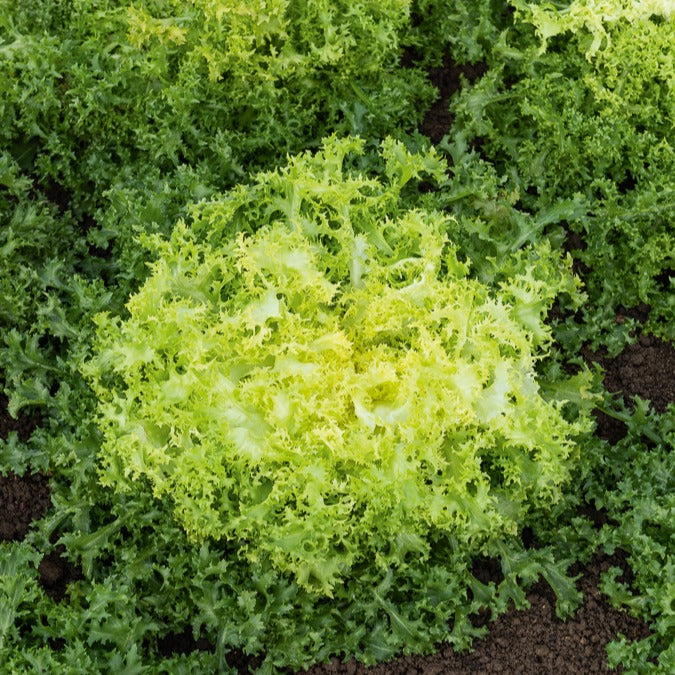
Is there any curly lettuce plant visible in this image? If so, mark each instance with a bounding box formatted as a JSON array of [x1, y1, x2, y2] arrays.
[[85, 137, 590, 598], [0, 0, 432, 210], [450, 0, 674, 350]]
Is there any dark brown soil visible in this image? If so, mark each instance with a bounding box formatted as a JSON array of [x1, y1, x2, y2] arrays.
[[1, 390, 51, 540], [37, 546, 83, 602], [584, 333, 675, 444], [0, 470, 51, 542], [418, 53, 488, 144], [587, 334, 675, 414]]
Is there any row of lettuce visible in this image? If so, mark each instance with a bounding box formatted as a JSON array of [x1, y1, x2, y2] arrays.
[[1, 1, 673, 672]]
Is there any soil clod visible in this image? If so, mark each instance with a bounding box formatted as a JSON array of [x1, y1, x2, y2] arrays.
[[0, 471, 51, 542]]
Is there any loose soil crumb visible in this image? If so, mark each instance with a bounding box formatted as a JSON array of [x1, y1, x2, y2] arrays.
[[1, 389, 51, 539], [38, 547, 83, 602], [157, 628, 216, 659], [590, 333, 674, 442], [596, 334, 675, 414], [593, 408, 629, 446], [304, 555, 650, 675], [0, 471, 51, 541]]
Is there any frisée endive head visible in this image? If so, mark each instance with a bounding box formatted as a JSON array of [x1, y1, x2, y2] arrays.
[[84, 137, 593, 594]]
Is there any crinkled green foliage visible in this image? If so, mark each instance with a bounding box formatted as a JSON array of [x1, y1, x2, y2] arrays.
[[519, 384, 674, 673], [589, 401, 675, 673], [573, 404, 673, 672], [1, 130, 596, 672], [511, 0, 674, 57], [0, 0, 436, 344], [0, 0, 432, 213], [1, 0, 673, 672], [85, 137, 591, 598], [404, 0, 508, 66], [0, 347, 587, 673], [0, 191, 112, 422]]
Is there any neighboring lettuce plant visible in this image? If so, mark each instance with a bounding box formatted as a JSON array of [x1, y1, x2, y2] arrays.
[[0, 0, 432, 211], [450, 0, 674, 351], [592, 402, 675, 673], [85, 137, 591, 598]]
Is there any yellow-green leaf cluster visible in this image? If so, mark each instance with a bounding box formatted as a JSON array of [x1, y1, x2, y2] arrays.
[[85, 138, 591, 594]]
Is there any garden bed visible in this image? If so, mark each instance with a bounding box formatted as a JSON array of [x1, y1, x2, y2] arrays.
[[1, 2, 673, 672]]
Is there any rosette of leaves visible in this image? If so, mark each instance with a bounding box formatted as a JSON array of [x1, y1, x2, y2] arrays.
[[85, 137, 591, 596]]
